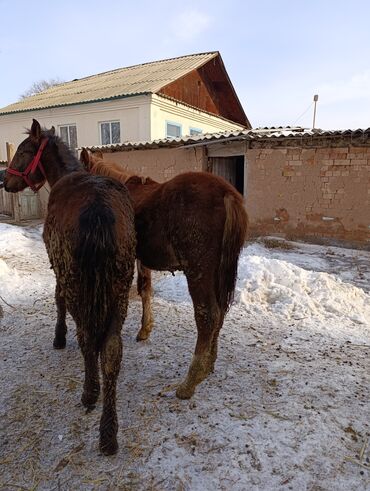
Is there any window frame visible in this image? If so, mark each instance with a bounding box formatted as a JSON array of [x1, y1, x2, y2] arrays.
[[58, 123, 78, 157], [99, 120, 121, 145], [165, 121, 182, 139], [189, 127, 203, 136], [58, 124, 78, 150]]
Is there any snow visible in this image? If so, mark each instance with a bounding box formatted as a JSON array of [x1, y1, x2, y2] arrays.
[[0, 223, 369, 490]]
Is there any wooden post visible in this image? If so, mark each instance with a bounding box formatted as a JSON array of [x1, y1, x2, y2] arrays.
[[6, 142, 21, 223]]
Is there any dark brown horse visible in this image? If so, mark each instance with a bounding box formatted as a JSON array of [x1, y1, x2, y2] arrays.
[[0, 169, 5, 188], [4, 120, 136, 455], [80, 149, 248, 400]]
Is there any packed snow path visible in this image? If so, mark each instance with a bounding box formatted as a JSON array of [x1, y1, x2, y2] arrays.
[[0, 223, 369, 490]]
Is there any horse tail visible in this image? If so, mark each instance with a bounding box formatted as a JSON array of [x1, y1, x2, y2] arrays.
[[217, 192, 248, 312], [74, 201, 118, 339]]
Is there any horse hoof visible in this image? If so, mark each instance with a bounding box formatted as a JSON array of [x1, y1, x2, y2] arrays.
[[100, 437, 118, 456], [81, 391, 99, 410], [136, 331, 149, 342], [176, 384, 195, 400], [53, 338, 66, 349]]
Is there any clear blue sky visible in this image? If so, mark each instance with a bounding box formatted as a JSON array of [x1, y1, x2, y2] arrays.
[[1, 0, 369, 129]]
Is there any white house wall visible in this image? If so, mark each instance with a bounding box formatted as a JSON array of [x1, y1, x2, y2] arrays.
[[0, 93, 245, 161], [0, 95, 151, 161], [150, 94, 244, 141]]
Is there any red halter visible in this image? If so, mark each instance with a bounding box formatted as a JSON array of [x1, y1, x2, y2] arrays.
[[7, 138, 48, 193]]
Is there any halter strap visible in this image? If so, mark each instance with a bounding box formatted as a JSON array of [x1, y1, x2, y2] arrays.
[[7, 138, 48, 193]]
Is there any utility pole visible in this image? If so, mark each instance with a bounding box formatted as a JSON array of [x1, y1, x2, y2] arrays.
[[313, 94, 319, 129]]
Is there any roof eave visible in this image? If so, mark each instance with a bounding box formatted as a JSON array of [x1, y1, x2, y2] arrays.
[[0, 92, 151, 117]]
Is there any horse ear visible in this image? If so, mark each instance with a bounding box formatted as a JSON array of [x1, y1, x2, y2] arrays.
[[80, 148, 90, 168], [50, 126, 56, 135], [94, 150, 103, 159], [30, 119, 41, 142]]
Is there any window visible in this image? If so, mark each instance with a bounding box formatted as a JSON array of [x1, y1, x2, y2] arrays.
[[189, 127, 203, 136], [59, 125, 78, 153], [99, 121, 121, 145], [166, 122, 182, 139]]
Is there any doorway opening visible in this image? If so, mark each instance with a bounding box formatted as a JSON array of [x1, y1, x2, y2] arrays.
[[209, 155, 245, 195]]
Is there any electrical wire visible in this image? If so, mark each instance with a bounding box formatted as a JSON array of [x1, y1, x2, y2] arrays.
[[292, 101, 314, 126]]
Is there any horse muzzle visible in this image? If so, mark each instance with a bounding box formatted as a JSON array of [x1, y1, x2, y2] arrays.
[[0, 169, 5, 189]]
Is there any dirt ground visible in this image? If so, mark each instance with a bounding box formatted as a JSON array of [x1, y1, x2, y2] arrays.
[[0, 225, 369, 491]]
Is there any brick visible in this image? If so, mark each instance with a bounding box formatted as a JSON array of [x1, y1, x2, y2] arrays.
[[341, 171, 350, 176], [349, 147, 366, 154], [350, 159, 367, 166], [333, 159, 349, 166], [348, 153, 366, 159], [318, 154, 330, 160], [321, 160, 334, 166]]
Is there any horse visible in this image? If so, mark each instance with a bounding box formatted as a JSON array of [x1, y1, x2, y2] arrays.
[[0, 169, 5, 188], [4, 120, 136, 455], [80, 148, 248, 400]]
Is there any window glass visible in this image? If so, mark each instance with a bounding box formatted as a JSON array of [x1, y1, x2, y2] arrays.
[[166, 123, 181, 138], [111, 122, 120, 144], [59, 126, 69, 145], [69, 126, 78, 150], [101, 123, 111, 145]]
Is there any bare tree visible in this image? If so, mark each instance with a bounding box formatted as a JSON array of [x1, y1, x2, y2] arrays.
[[19, 78, 64, 99]]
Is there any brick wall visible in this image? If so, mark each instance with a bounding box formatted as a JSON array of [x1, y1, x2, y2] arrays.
[[101, 146, 205, 182], [246, 145, 370, 246]]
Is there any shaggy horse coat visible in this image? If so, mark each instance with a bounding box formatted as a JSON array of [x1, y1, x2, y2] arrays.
[[4, 120, 136, 455], [81, 149, 248, 400]]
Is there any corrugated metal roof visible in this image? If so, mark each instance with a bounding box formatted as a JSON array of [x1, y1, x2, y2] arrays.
[[87, 126, 370, 152], [0, 52, 218, 115]]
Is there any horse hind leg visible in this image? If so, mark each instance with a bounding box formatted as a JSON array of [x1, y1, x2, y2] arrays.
[[135, 260, 154, 341], [176, 275, 221, 400], [209, 311, 225, 373], [53, 281, 68, 349], [99, 314, 122, 455], [77, 330, 100, 410]]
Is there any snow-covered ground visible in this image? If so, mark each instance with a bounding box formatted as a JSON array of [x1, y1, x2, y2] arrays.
[[0, 223, 369, 491]]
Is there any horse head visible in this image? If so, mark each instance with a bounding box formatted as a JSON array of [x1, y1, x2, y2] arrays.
[[80, 148, 103, 171], [4, 119, 55, 193]]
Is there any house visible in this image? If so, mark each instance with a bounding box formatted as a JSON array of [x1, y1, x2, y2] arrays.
[[84, 126, 370, 248], [0, 52, 250, 161]]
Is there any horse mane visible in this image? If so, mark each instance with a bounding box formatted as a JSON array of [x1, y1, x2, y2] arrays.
[[88, 154, 145, 185], [27, 127, 82, 173]]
